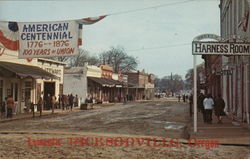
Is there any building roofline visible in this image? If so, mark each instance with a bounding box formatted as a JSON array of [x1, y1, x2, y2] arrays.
[[38, 58, 67, 65]]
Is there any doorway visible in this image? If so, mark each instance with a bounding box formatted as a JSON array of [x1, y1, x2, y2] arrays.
[[44, 82, 55, 110]]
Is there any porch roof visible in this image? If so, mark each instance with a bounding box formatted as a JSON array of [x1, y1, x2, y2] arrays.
[[0, 61, 57, 79], [88, 77, 123, 87]]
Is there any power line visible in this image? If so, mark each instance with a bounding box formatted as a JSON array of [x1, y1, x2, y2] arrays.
[[126, 43, 190, 52], [108, 0, 196, 16]]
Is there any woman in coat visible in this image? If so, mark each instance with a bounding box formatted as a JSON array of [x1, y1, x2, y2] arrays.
[[214, 94, 225, 124]]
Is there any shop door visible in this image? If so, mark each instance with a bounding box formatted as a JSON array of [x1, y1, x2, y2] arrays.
[[44, 82, 55, 109]]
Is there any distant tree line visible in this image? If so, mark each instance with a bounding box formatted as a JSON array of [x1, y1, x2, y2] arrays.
[[155, 74, 184, 96]]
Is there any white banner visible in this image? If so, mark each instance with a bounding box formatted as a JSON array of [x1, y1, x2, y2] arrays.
[[192, 41, 250, 55], [18, 21, 79, 58]]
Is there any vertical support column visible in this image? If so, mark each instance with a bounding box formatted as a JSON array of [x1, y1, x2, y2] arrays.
[[246, 64, 250, 124], [193, 55, 197, 133]]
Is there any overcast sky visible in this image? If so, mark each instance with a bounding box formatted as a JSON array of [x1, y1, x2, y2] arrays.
[[0, 0, 220, 78]]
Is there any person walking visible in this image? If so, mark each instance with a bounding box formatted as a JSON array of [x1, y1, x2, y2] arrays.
[[73, 94, 79, 107], [37, 96, 43, 117], [69, 94, 74, 111], [66, 94, 70, 110], [182, 94, 186, 102], [51, 95, 56, 114], [197, 93, 205, 122], [62, 94, 67, 111], [6, 95, 14, 118], [203, 94, 214, 124], [189, 94, 193, 117], [214, 94, 226, 124], [58, 94, 62, 109]]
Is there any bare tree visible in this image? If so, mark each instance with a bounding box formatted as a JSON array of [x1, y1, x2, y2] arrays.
[[99, 46, 138, 73], [69, 49, 99, 67], [49, 56, 70, 63], [185, 62, 205, 90]]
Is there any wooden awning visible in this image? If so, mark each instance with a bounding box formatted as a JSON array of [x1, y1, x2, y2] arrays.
[[0, 61, 57, 79], [88, 77, 123, 87]]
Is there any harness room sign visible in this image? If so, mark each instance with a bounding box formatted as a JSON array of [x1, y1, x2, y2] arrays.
[[18, 21, 79, 58], [192, 41, 250, 55]]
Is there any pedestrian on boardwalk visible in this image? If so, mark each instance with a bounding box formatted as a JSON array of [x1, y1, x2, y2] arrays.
[[73, 94, 79, 107], [186, 95, 189, 102], [69, 94, 74, 111], [6, 95, 14, 118], [197, 93, 205, 113], [58, 94, 62, 109], [62, 94, 67, 110], [189, 94, 193, 117], [66, 94, 70, 110], [203, 94, 214, 124], [197, 93, 205, 122], [178, 95, 181, 102], [37, 96, 43, 117], [214, 94, 226, 124], [51, 94, 56, 114], [182, 94, 186, 102]]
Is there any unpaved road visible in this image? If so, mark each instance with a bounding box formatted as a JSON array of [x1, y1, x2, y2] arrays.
[[0, 100, 190, 138], [0, 100, 249, 159]]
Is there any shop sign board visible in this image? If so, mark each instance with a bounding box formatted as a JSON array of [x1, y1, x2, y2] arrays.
[[215, 69, 233, 76], [18, 21, 79, 58], [192, 41, 250, 55]]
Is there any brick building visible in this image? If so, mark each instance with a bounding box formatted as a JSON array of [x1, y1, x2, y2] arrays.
[[126, 71, 155, 100], [203, 0, 250, 124]]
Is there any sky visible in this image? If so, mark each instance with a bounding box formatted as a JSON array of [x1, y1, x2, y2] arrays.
[[0, 0, 220, 78]]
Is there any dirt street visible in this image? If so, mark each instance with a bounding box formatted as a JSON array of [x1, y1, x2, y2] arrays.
[[0, 100, 249, 159], [0, 100, 190, 138]]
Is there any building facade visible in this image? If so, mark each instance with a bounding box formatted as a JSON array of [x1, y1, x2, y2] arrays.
[[64, 66, 87, 105], [126, 71, 155, 100], [0, 49, 65, 114], [204, 0, 250, 124]]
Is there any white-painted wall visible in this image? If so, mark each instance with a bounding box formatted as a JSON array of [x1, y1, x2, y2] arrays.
[[63, 67, 87, 104]]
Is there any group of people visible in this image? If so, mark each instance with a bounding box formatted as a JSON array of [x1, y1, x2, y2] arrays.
[[40, 94, 79, 112], [177, 94, 190, 102], [57, 94, 79, 111], [198, 93, 225, 124]]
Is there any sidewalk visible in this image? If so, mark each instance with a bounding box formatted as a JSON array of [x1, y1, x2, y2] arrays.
[[0, 108, 80, 123], [189, 111, 250, 145], [0, 102, 126, 123]]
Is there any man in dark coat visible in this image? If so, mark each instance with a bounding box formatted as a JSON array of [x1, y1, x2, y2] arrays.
[[69, 94, 74, 111], [197, 93, 205, 112], [189, 94, 193, 117], [197, 93, 205, 122], [214, 94, 225, 124]]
